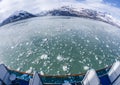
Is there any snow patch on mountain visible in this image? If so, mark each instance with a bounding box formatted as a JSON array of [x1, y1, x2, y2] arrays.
[[0, 10, 37, 26], [43, 6, 120, 28], [0, 6, 120, 28]]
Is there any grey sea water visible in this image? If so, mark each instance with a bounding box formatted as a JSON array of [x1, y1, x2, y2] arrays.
[[0, 16, 120, 75]]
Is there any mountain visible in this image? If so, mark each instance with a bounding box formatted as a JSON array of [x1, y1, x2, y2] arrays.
[[0, 10, 37, 26], [0, 6, 120, 28], [41, 6, 120, 28]]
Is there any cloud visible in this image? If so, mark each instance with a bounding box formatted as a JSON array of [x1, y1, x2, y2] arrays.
[[85, 0, 102, 3], [0, 0, 120, 22]]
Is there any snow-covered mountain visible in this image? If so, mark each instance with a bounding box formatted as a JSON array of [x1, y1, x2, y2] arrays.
[[0, 6, 120, 28], [42, 6, 120, 28], [0, 10, 37, 26]]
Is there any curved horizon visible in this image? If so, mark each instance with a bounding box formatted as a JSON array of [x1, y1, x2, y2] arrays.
[[0, 0, 120, 22]]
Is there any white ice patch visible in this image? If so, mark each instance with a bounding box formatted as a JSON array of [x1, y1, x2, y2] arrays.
[[17, 67, 21, 71], [26, 50, 33, 57], [106, 44, 109, 48], [43, 61, 50, 66], [16, 58, 20, 61], [40, 54, 48, 60], [83, 66, 89, 70], [11, 46, 14, 49], [69, 59, 74, 62], [86, 40, 90, 43], [62, 65, 68, 71], [42, 38, 48, 43], [26, 42, 29, 45], [57, 55, 64, 61], [95, 36, 99, 41], [32, 54, 48, 64], [95, 55, 98, 60], [26, 67, 33, 73], [40, 71, 44, 75], [99, 60, 102, 64]]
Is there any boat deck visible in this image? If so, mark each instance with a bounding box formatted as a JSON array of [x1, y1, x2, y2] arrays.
[[1, 61, 120, 85], [9, 66, 111, 85]]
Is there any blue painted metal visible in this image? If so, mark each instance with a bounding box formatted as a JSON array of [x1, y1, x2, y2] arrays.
[[8, 66, 111, 85]]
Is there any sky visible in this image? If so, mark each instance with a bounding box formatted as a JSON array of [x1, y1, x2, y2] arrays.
[[103, 0, 120, 8], [0, 0, 120, 22]]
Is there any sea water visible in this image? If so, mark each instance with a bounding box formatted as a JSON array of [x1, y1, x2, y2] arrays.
[[0, 16, 120, 75]]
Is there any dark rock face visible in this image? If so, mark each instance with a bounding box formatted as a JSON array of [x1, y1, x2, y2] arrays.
[[47, 6, 97, 18], [0, 11, 37, 26], [48, 7, 80, 17], [49, 10, 78, 16]]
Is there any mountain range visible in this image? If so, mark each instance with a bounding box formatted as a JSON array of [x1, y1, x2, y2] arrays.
[[0, 10, 37, 26], [0, 6, 120, 28]]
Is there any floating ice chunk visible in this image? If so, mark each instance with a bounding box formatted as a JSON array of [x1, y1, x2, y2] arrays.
[[101, 49, 103, 52], [57, 71, 60, 75], [62, 50, 65, 53], [40, 54, 48, 60], [40, 71, 44, 75], [72, 41, 76, 44], [47, 66, 50, 69], [26, 67, 33, 73], [81, 46, 83, 49], [66, 29, 71, 32], [105, 65, 109, 67], [83, 59, 86, 62], [11, 46, 14, 49], [18, 53, 24, 57], [63, 65, 68, 71], [65, 44, 67, 47], [43, 61, 50, 66], [86, 40, 90, 43], [42, 38, 48, 43], [57, 55, 64, 61], [78, 44, 81, 46], [95, 36, 99, 41], [16, 58, 20, 61], [69, 59, 74, 62], [10, 62, 14, 64], [78, 60, 81, 63], [95, 55, 98, 60], [26, 50, 33, 57], [99, 60, 102, 64], [106, 44, 109, 48], [83, 66, 89, 70], [89, 51, 92, 54], [17, 67, 21, 71]]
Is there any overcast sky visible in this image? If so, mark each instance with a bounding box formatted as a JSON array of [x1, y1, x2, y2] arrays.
[[0, 0, 120, 22]]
